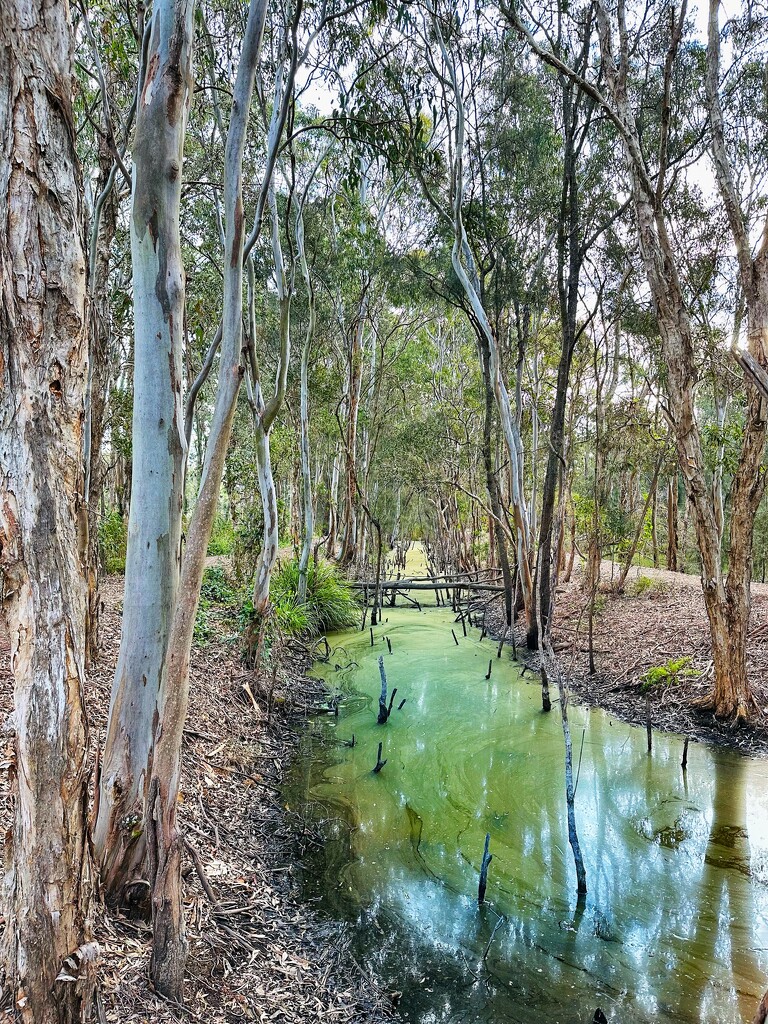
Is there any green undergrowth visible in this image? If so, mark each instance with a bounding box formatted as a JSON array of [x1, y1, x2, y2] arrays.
[[98, 509, 127, 574], [194, 565, 242, 645], [194, 558, 359, 660], [629, 574, 669, 598], [207, 514, 235, 556], [269, 558, 360, 638], [640, 656, 699, 692]]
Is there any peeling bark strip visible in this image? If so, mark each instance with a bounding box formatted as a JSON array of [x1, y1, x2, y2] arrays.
[[94, 0, 195, 896], [0, 1, 95, 1020]]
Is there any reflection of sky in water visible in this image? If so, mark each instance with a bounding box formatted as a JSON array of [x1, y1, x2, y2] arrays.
[[288, 591, 768, 1024]]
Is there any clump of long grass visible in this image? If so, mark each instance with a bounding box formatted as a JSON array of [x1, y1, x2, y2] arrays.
[[270, 559, 360, 637]]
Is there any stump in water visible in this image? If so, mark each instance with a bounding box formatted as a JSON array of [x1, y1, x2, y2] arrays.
[[370, 626, 374, 647], [377, 655, 389, 724], [485, 660, 492, 680], [373, 742, 387, 773], [497, 636, 504, 659], [458, 612, 467, 637], [451, 629, 459, 646], [681, 737, 689, 772], [386, 636, 392, 655], [344, 734, 356, 748], [646, 694, 652, 754], [478, 833, 492, 904], [387, 687, 398, 715], [397, 698, 407, 711]]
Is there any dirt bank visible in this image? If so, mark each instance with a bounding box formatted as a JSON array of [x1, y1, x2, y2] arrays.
[[0, 574, 392, 1023], [481, 562, 768, 758]]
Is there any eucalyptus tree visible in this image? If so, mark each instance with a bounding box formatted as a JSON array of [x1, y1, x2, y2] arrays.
[[145, 0, 269, 994], [514, 0, 768, 720], [94, 0, 196, 897], [420, 3, 546, 636], [0, 1, 95, 1017], [73, 0, 139, 664], [519, 6, 626, 664]]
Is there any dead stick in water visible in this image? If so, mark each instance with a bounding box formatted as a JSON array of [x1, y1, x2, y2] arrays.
[[485, 660, 492, 680], [373, 742, 387, 773], [497, 636, 504, 659], [377, 656, 389, 724], [397, 698, 406, 711], [370, 626, 374, 647], [482, 914, 505, 960], [478, 833, 492, 904], [386, 636, 392, 655], [452, 629, 459, 646], [681, 737, 689, 771], [646, 693, 652, 754], [387, 687, 398, 714]]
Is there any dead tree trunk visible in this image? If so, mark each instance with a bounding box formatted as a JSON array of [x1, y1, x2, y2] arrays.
[[0, 2, 96, 1016]]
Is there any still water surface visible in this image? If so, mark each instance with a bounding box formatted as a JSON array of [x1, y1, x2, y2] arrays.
[[285, 604, 768, 1023]]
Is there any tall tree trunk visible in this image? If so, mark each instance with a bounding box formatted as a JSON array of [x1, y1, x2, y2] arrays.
[[297, 211, 315, 603], [93, 0, 195, 897], [666, 477, 678, 571], [0, 2, 96, 1017], [480, 344, 514, 629], [146, 0, 268, 997], [326, 453, 340, 557], [615, 457, 663, 592], [249, 174, 291, 616], [85, 137, 120, 668], [338, 291, 368, 566]]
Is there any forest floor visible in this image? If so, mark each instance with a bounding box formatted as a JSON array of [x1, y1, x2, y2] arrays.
[[483, 559, 768, 757], [0, 570, 393, 1024]]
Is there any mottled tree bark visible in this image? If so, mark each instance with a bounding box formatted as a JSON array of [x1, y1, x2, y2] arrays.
[[0, 1, 96, 1018], [94, 0, 195, 898], [146, 0, 268, 996]]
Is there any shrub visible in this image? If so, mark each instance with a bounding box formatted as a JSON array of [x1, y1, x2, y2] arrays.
[[207, 514, 235, 556], [641, 657, 699, 691], [270, 559, 360, 637], [629, 574, 669, 598], [195, 566, 240, 646], [98, 509, 127, 574]]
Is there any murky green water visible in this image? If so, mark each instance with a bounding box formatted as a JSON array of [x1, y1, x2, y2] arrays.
[[285, 601, 768, 1023]]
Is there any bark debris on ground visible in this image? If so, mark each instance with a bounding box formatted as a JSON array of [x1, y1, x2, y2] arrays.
[[482, 561, 768, 757], [0, 571, 393, 1024]]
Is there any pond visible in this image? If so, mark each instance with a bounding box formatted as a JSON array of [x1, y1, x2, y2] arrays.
[[284, 602, 768, 1024]]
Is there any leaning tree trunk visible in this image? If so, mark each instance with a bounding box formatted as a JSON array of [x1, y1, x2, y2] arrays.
[[297, 212, 315, 604], [93, 0, 195, 899], [0, 2, 96, 1017], [146, 0, 268, 997]]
